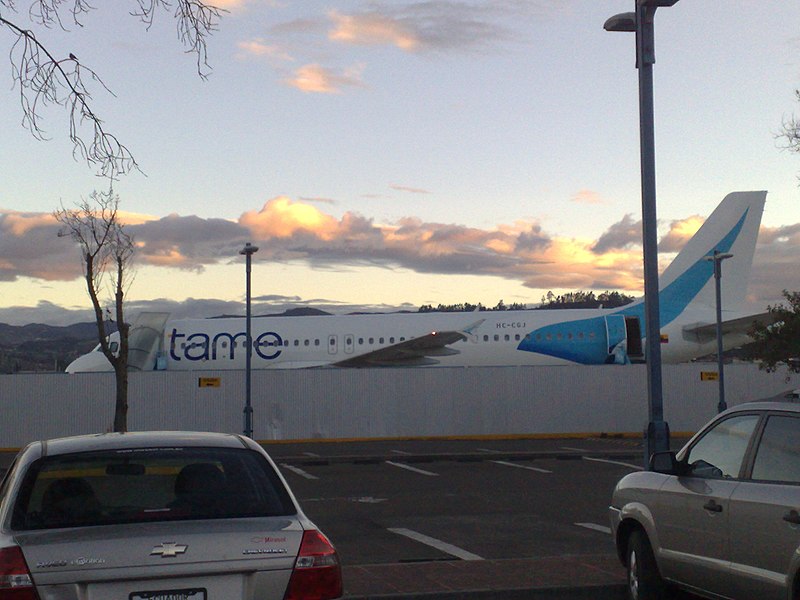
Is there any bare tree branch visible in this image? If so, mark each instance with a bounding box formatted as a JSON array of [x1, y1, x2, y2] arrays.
[[1, 0, 223, 178], [130, 0, 224, 79]]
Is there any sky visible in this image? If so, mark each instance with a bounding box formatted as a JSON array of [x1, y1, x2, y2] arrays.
[[1, 0, 800, 326]]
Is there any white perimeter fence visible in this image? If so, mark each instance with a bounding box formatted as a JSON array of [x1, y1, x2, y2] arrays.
[[0, 363, 797, 448]]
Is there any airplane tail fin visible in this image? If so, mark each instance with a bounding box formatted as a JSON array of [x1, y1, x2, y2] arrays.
[[656, 191, 766, 323]]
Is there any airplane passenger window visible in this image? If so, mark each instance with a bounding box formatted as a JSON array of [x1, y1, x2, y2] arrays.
[[493, 335, 499, 342], [304, 340, 309, 346], [390, 337, 395, 343], [369, 338, 374, 344], [294, 340, 299, 346], [379, 337, 384, 344], [504, 335, 510, 341], [358, 338, 364, 345], [315, 339, 320, 346], [515, 335, 521, 341], [483, 335, 489, 342]]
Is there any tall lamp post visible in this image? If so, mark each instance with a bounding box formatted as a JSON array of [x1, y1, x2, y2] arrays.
[[604, 0, 679, 465], [706, 250, 733, 413], [240, 242, 259, 438]]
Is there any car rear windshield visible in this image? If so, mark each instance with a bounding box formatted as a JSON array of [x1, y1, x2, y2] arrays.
[[10, 446, 295, 531]]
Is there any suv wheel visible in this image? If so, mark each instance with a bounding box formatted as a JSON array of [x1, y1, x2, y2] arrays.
[[626, 529, 665, 600]]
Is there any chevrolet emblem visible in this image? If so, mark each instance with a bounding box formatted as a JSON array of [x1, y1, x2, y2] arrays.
[[151, 542, 188, 558]]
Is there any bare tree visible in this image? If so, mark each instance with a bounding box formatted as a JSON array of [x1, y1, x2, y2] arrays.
[[1, 0, 223, 179], [55, 190, 135, 432], [780, 90, 800, 167]]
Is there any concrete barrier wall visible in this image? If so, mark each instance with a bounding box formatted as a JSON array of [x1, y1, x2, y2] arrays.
[[0, 364, 796, 448]]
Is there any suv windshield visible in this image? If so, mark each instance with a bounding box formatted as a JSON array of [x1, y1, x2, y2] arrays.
[[10, 447, 295, 530]]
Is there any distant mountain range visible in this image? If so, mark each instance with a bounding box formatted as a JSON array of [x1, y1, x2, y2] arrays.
[[0, 322, 108, 373]]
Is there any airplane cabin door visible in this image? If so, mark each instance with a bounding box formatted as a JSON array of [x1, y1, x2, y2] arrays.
[[605, 315, 629, 364]]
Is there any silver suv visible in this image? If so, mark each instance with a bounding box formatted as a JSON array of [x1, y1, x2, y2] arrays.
[[610, 402, 800, 600]]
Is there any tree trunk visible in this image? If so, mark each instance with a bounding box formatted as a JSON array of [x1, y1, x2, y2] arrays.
[[113, 362, 128, 432]]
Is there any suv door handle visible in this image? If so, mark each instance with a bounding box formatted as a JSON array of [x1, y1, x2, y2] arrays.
[[703, 500, 723, 513], [783, 510, 800, 525]]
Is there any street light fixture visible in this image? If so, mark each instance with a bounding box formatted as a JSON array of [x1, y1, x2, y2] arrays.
[[705, 250, 733, 413], [240, 242, 259, 438], [605, 0, 679, 465]]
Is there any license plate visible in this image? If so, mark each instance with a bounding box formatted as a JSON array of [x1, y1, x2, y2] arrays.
[[130, 589, 206, 600]]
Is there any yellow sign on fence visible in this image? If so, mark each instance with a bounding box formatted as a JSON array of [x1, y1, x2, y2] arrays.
[[700, 371, 719, 382], [198, 377, 221, 388]]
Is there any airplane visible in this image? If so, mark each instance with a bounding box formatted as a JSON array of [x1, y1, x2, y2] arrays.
[[66, 191, 768, 373]]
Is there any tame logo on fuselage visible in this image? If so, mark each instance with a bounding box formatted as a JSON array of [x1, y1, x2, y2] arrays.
[[169, 328, 284, 362]]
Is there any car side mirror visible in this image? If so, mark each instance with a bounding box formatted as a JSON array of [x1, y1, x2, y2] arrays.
[[649, 451, 680, 474]]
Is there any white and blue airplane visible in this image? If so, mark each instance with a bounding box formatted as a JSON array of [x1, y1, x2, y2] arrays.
[[66, 191, 768, 372]]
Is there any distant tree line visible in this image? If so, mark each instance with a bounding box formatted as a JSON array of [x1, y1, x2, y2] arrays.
[[418, 291, 635, 313], [538, 290, 635, 309], [418, 300, 528, 313]]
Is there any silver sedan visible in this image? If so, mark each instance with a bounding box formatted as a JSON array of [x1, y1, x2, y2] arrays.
[[0, 431, 342, 600], [610, 401, 800, 600]]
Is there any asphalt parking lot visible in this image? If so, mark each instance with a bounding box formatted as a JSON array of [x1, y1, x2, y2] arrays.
[[264, 435, 662, 598], [2, 435, 697, 598]]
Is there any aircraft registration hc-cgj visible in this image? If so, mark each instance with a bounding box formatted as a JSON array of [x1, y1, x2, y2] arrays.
[[66, 191, 769, 373]]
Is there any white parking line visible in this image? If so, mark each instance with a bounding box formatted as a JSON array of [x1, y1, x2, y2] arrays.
[[491, 460, 552, 473], [575, 522, 612, 534], [302, 452, 321, 457], [385, 461, 439, 476], [390, 449, 412, 455], [582, 456, 643, 470], [280, 464, 319, 480], [388, 528, 484, 561], [560, 447, 586, 452]]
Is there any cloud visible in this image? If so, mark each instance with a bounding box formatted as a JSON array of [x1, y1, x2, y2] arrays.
[[285, 63, 365, 93], [0, 211, 82, 282], [236, 39, 294, 62], [658, 215, 705, 253], [4, 198, 800, 318], [390, 184, 431, 194], [592, 214, 641, 254], [328, 10, 419, 50], [571, 189, 607, 206]]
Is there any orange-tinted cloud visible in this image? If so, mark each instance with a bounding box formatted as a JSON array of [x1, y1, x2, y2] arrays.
[[328, 10, 419, 50], [240, 196, 341, 240], [285, 63, 365, 93]]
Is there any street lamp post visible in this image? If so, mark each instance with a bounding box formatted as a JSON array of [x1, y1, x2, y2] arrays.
[[706, 250, 733, 413], [605, 0, 679, 465], [240, 242, 259, 438]]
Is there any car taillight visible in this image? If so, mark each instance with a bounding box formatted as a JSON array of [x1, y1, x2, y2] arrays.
[[283, 530, 343, 600], [0, 546, 39, 599]]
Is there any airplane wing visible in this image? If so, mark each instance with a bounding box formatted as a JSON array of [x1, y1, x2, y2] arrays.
[[331, 330, 468, 367], [682, 312, 776, 344]]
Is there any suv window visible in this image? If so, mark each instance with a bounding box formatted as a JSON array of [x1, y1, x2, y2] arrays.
[[751, 415, 800, 483], [10, 447, 295, 531], [685, 414, 759, 478]]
